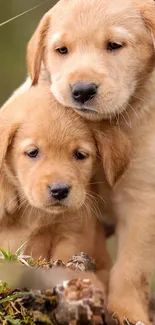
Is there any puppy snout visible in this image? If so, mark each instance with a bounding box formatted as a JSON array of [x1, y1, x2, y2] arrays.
[[71, 82, 98, 104], [48, 183, 71, 201]]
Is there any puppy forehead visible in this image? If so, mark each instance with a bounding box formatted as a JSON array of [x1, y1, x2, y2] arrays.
[[49, 26, 134, 48], [11, 87, 95, 150], [52, 0, 139, 32], [17, 113, 94, 150]]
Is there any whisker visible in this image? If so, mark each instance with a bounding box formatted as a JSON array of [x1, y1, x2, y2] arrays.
[[3, 196, 17, 209], [85, 193, 102, 220], [120, 111, 132, 129], [27, 206, 34, 225], [126, 102, 139, 120], [18, 198, 28, 210], [88, 190, 106, 206], [132, 94, 148, 105], [85, 197, 98, 219], [20, 202, 30, 220], [86, 193, 99, 207]]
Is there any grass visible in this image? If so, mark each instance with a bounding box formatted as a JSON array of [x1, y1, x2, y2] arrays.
[[0, 246, 59, 324], [0, 246, 154, 324], [0, 243, 35, 266]]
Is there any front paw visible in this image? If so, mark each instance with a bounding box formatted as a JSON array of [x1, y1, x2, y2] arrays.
[[106, 298, 151, 325]]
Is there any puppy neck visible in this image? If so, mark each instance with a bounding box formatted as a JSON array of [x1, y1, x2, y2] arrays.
[[118, 68, 155, 132]]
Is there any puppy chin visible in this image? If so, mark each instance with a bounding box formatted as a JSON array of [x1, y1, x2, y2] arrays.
[[79, 100, 128, 121], [44, 205, 68, 214], [31, 201, 68, 214], [74, 107, 103, 121]]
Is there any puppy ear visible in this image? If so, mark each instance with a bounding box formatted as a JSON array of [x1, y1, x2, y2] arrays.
[[27, 12, 51, 85], [0, 100, 24, 218], [95, 127, 131, 187], [0, 103, 22, 169], [0, 120, 19, 170], [135, 0, 155, 48], [0, 117, 20, 218]]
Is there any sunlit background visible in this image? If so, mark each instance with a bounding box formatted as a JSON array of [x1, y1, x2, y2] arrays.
[[0, 0, 57, 106]]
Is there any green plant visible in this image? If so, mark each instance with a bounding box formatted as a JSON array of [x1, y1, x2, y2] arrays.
[[0, 243, 32, 266]]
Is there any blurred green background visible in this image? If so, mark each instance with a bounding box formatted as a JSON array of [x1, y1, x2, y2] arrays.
[[0, 0, 57, 106]]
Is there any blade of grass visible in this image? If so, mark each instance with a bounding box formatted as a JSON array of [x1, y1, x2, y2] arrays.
[[4, 317, 21, 325], [0, 248, 9, 260], [0, 292, 34, 304], [15, 242, 27, 256]]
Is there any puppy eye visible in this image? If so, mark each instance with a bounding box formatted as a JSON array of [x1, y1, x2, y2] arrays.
[[27, 149, 39, 158], [56, 47, 68, 55], [74, 150, 89, 161], [107, 42, 122, 51]]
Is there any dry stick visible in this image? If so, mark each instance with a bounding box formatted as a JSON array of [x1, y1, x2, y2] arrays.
[[0, 0, 51, 28]]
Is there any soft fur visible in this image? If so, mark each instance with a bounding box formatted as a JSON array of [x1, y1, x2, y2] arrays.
[[27, 0, 155, 121], [0, 85, 130, 289], [3, 0, 155, 323]]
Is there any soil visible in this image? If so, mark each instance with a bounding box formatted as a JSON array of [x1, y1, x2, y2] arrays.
[[0, 253, 154, 325]]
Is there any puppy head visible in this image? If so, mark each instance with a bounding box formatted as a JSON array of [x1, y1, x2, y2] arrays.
[[27, 0, 155, 120], [0, 88, 97, 215], [0, 87, 130, 216]]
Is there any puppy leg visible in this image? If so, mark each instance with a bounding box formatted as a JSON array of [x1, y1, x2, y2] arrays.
[[107, 207, 155, 325], [52, 227, 111, 296], [24, 228, 53, 260], [51, 240, 80, 263], [94, 222, 112, 294]]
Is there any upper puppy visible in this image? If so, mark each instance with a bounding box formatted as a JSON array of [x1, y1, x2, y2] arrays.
[[27, 0, 155, 120]]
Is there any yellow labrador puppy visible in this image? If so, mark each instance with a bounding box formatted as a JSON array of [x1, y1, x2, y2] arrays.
[[0, 85, 130, 290], [3, 0, 155, 323]]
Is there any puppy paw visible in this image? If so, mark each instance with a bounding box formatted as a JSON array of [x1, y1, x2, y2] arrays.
[[106, 298, 151, 325]]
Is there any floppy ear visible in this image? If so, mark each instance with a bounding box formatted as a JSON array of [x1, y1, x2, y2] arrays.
[[0, 120, 20, 170], [27, 12, 51, 85], [95, 127, 131, 187], [0, 113, 21, 218], [135, 0, 155, 48], [0, 101, 23, 169]]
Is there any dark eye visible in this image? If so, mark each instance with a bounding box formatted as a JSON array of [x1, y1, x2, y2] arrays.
[[107, 42, 122, 51], [56, 47, 68, 55], [74, 150, 89, 161], [27, 149, 39, 158]]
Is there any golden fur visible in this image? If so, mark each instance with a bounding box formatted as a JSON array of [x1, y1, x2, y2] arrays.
[[0, 85, 130, 288], [27, 0, 155, 120], [25, 0, 155, 323], [2, 0, 155, 323]]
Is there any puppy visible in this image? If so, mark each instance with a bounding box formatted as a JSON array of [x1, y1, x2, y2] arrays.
[[26, 0, 155, 120], [0, 85, 130, 288], [25, 1, 155, 323]]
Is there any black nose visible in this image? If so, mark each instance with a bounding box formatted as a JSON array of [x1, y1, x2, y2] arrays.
[[71, 82, 97, 104], [49, 183, 70, 201]]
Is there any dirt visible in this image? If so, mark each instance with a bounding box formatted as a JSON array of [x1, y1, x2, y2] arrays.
[[0, 253, 154, 325]]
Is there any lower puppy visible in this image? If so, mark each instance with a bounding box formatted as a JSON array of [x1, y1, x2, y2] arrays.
[[0, 86, 130, 284]]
